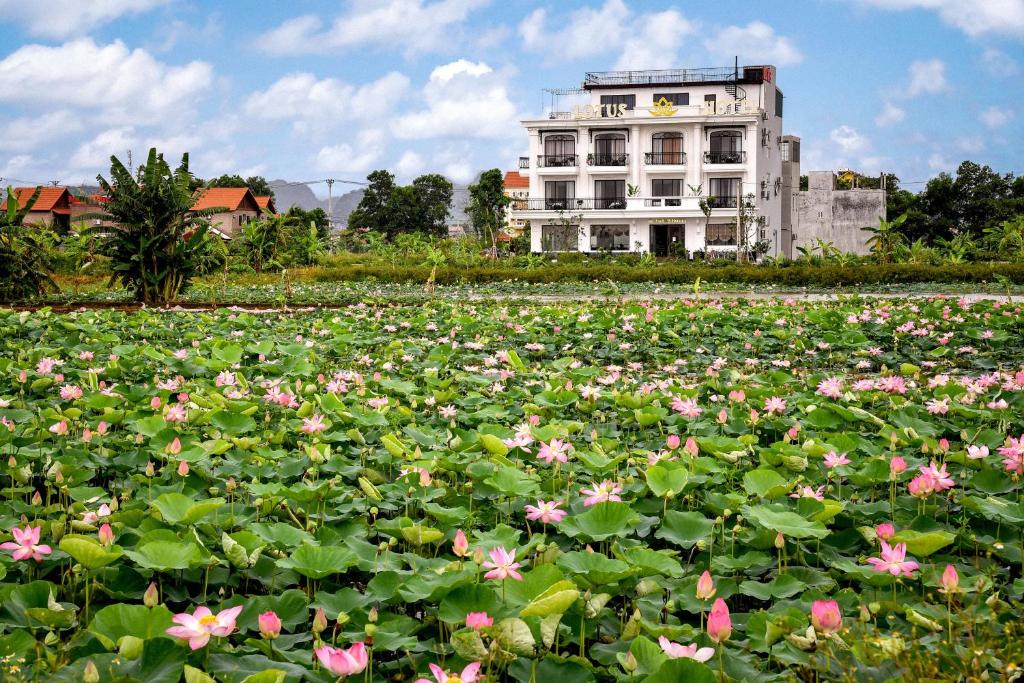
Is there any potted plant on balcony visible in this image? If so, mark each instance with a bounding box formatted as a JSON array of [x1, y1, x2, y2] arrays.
[[625, 184, 642, 210]]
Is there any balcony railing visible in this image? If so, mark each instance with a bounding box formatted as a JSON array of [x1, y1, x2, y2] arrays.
[[510, 198, 627, 211], [537, 154, 578, 168], [645, 152, 686, 165], [704, 151, 746, 164], [645, 197, 684, 207], [587, 153, 628, 167], [707, 196, 738, 208], [518, 156, 529, 169]]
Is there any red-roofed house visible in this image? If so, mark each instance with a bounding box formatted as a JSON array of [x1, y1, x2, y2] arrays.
[[254, 195, 277, 215], [1, 187, 73, 230], [503, 171, 529, 236], [191, 187, 262, 238]]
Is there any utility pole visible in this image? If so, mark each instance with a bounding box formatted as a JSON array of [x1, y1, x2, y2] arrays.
[[326, 178, 334, 230], [736, 189, 743, 262], [127, 150, 133, 174]]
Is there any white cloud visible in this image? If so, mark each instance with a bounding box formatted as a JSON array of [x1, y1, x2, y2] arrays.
[[981, 47, 1020, 78], [392, 59, 519, 139], [0, 111, 82, 152], [315, 129, 386, 174], [615, 10, 697, 70], [519, 0, 632, 62], [705, 21, 804, 66], [0, 0, 166, 39], [259, 0, 488, 56], [855, 0, 1024, 38], [243, 72, 410, 129], [980, 106, 1013, 128], [395, 151, 426, 179], [874, 102, 906, 127], [928, 152, 954, 172], [830, 125, 869, 154], [907, 59, 948, 96], [69, 127, 138, 170], [956, 136, 985, 153], [0, 39, 212, 122]]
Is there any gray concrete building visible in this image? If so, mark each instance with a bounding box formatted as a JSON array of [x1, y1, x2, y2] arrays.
[[778, 136, 886, 257]]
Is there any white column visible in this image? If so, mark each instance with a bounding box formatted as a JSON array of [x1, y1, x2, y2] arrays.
[[630, 125, 641, 191]]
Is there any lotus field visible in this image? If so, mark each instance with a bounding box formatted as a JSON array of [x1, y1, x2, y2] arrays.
[[3, 296, 1024, 683]]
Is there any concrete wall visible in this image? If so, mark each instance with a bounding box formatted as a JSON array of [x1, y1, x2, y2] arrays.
[[793, 171, 885, 256], [211, 210, 259, 238]]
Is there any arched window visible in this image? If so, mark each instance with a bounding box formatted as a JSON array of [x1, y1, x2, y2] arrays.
[[651, 132, 684, 164], [707, 131, 744, 163], [543, 135, 576, 166], [593, 133, 626, 166]]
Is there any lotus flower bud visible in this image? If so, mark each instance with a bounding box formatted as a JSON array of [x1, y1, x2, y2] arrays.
[[31, 490, 42, 506], [622, 652, 637, 673], [312, 608, 328, 635], [941, 564, 959, 594], [145, 461, 155, 477], [774, 532, 785, 549], [177, 460, 189, 477], [258, 611, 282, 640], [367, 607, 378, 623], [166, 437, 181, 455], [473, 548, 485, 565], [83, 661, 100, 683], [143, 582, 159, 608], [452, 529, 469, 557], [98, 523, 114, 546], [696, 571, 716, 600]]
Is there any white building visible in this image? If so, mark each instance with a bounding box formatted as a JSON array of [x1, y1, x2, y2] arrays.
[[509, 65, 786, 256]]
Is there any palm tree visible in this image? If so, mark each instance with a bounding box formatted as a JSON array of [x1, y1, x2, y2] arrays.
[[91, 148, 220, 304], [0, 187, 58, 301], [862, 214, 908, 265]]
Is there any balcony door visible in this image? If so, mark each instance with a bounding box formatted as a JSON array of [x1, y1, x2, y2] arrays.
[[543, 134, 575, 166], [708, 131, 743, 163], [595, 180, 625, 209], [651, 132, 684, 165], [708, 177, 740, 207], [544, 181, 575, 210], [593, 134, 626, 166]]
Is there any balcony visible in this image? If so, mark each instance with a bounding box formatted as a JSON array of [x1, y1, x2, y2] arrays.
[[707, 196, 738, 208], [587, 153, 629, 167], [704, 151, 746, 164], [645, 197, 684, 207], [644, 152, 686, 165], [511, 198, 628, 211], [518, 156, 529, 169], [537, 154, 578, 168]]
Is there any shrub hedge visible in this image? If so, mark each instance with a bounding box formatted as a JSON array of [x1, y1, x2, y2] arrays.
[[303, 262, 1024, 287]]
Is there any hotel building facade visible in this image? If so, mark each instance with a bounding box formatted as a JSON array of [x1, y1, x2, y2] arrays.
[[509, 65, 786, 256]]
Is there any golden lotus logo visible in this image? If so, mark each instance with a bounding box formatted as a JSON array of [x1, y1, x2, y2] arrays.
[[650, 97, 678, 117]]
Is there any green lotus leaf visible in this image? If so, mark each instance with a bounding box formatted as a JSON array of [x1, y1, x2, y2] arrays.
[[561, 501, 638, 541], [890, 529, 956, 557], [276, 544, 356, 579], [88, 604, 175, 650], [400, 524, 445, 545], [123, 541, 205, 571], [152, 493, 226, 525], [520, 580, 579, 617], [742, 468, 790, 499], [209, 410, 256, 435], [646, 464, 689, 498], [655, 510, 716, 548], [58, 534, 123, 570], [741, 504, 831, 539]]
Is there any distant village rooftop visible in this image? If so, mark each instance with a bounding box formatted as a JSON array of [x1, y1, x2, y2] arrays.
[[582, 65, 775, 89]]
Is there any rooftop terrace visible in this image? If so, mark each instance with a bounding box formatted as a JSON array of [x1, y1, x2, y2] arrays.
[[582, 66, 773, 89]]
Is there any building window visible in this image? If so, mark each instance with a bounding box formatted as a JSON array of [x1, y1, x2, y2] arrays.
[[708, 177, 740, 205], [544, 181, 575, 210], [593, 134, 627, 165], [654, 92, 689, 106], [651, 179, 683, 206], [590, 224, 630, 251], [707, 130, 744, 164], [704, 94, 716, 106], [595, 180, 626, 209], [706, 223, 737, 246], [543, 134, 576, 166], [651, 132, 684, 164], [775, 89, 784, 118], [542, 224, 578, 252], [600, 94, 635, 116]]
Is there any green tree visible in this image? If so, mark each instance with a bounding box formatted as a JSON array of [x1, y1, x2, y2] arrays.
[[467, 168, 510, 254], [0, 187, 58, 301], [207, 174, 275, 199], [347, 170, 396, 233], [94, 148, 216, 304], [862, 214, 908, 264], [284, 206, 329, 240], [408, 173, 453, 238]]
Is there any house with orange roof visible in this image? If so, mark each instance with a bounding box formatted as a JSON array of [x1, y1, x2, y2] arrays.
[[254, 195, 277, 215], [1, 187, 73, 230], [191, 187, 263, 238], [503, 171, 529, 236]]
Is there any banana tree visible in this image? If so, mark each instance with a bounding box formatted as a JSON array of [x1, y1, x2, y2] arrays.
[[0, 186, 58, 301]]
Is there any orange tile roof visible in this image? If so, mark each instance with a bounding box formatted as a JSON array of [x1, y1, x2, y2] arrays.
[[1, 186, 71, 212], [254, 195, 276, 212], [503, 171, 529, 189], [191, 187, 258, 212]]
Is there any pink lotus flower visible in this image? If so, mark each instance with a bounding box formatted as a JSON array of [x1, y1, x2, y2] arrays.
[[415, 662, 481, 683], [164, 403, 187, 423], [1, 525, 52, 562], [940, 564, 959, 594], [315, 642, 369, 678], [875, 523, 895, 542], [790, 485, 825, 501], [823, 451, 850, 468], [671, 396, 702, 418], [866, 541, 919, 577], [465, 612, 493, 629], [177, 460, 189, 477], [908, 474, 935, 497], [763, 396, 787, 414], [166, 437, 182, 455], [580, 480, 623, 506], [920, 461, 955, 491], [524, 499, 567, 524], [537, 439, 570, 464], [452, 529, 469, 557], [706, 598, 732, 643], [258, 611, 282, 640], [439, 405, 457, 419], [998, 435, 1024, 474], [59, 385, 83, 401], [810, 600, 842, 634], [966, 445, 989, 460], [816, 377, 843, 399], [98, 523, 114, 546], [683, 436, 699, 457], [666, 434, 681, 450], [483, 546, 522, 581], [696, 570, 716, 600], [658, 636, 714, 662], [49, 420, 68, 436], [890, 456, 907, 476], [300, 414, 327, 434], [166, 605, 244, 650]]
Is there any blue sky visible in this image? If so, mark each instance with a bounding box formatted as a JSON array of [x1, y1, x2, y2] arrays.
[[0, 0, 1021, 196]]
